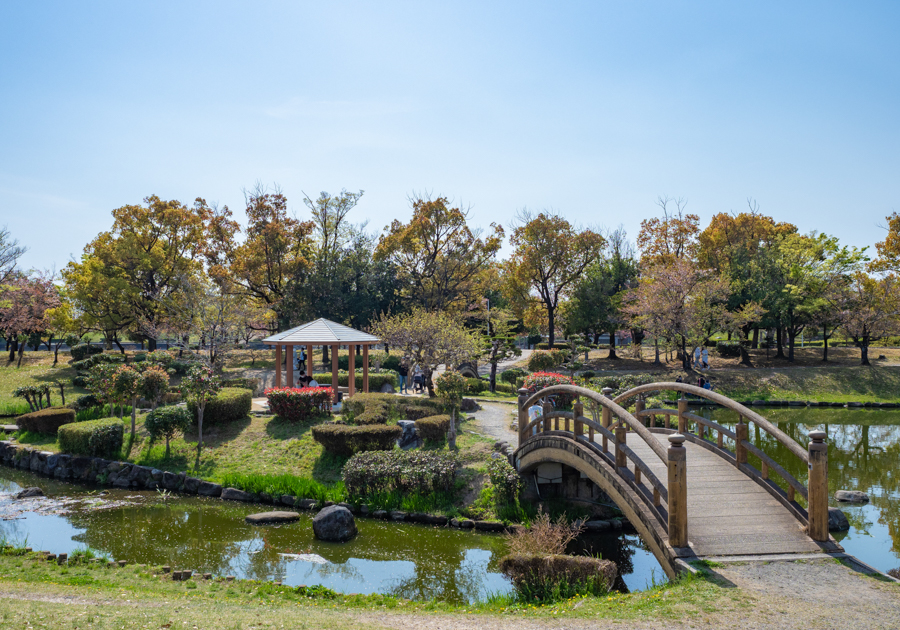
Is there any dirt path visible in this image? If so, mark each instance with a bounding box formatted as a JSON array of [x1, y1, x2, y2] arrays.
[[470, 401, 518, 446]]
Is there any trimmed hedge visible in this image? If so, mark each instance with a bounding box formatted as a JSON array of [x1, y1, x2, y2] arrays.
[[312, 370, 398, 392], [342, 450, 459, 497], [534, 343, 570, 350], [265, 387, 333, 423], [16, 407, 76, 435], [465, 378, 487, 394], [311, 423, 401, 456], [70, 343, 102, 362], [222, 377, 260, 393], [415, 414, 450, 442], [58, 417, 123, 458], [716, 341, 742, 358], [188, 387, 252, 425]]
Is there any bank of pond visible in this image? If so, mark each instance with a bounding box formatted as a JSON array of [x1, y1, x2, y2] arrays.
[[1, 405, 898, 602]]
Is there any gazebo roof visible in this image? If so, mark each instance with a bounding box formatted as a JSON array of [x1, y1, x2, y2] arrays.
[[262, 318, 380, 345]]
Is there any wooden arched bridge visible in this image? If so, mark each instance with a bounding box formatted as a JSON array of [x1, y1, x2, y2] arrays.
[[514, 383, 841, 577]]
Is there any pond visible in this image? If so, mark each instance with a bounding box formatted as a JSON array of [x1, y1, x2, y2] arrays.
[[0, 468, 662, 603], [697, 406, 900, 574]]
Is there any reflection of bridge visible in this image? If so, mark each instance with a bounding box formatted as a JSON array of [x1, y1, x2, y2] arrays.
[[514, 383, 842, 578]]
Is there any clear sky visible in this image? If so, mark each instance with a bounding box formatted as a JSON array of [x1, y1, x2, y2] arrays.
[[2, 1, 898, 271]]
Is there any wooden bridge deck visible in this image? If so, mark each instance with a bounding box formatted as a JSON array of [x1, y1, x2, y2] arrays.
[[628, 434, 825, 557]]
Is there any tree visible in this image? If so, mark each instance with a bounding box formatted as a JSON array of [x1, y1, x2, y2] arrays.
[[42, 296, 84, 365], [145, 406, 191, 459], [869, 212, 900, 274], [0, 226, 26, 287], [480, 308, 522, 393], [375, 196, 503, 311], [113, 365, 142, 440], [181, 364, 222, 466], [505, 211, 605, 346], [140, 365, 170, 411], [637, 196, 700, 265], [839, 273, 900, 366], [0, 272, 60, 366], [624, 259, 729, 371], [372, 308, 481, 397], [435, 371, 467, 449]]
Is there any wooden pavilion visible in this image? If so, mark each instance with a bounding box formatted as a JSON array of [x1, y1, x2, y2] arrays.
[[262, 318, 381, 400]]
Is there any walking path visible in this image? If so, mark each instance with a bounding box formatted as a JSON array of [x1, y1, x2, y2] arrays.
[[469, 402, 518, 446]]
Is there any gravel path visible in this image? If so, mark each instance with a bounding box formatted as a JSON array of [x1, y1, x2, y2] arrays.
[[470, 401, 518, 446]]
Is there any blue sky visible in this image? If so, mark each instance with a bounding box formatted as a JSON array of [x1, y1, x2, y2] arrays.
[[2, 1, 898, 271]]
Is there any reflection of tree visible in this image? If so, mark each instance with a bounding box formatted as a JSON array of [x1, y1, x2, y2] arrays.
[[569, 532, 637, 593], [385, 547, 488, 604]]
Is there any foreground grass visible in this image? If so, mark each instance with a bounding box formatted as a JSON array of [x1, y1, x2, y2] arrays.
[[0, 552, 742, 629]]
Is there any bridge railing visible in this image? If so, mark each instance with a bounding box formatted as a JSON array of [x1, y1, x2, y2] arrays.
[[517, 384, 688, 547], [613, 382, 829, 542]]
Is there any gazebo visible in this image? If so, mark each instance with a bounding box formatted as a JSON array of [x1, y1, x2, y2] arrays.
[[262, 318, 381, 400]]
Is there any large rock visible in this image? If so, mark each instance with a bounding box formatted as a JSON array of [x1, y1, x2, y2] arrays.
[[222, 487, 255, 502], [460, 398, 480, 412], [397, 421, 418, 449], [14, 487, 44, 499], [312, 505, 357, 542], [245, 511, 300, 525], [835, 490, 870, 503], [183, 477, 201, 493], [198, 481, 222, 497], [828, 507, 850, 532]]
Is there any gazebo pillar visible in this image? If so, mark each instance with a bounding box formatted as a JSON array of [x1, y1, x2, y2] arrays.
[[286, 345, 294, 388], [275, 345, 282, 388], [331, 343, 339, 402], [348, 345, 356, 398], [363, 344, 369, 393]]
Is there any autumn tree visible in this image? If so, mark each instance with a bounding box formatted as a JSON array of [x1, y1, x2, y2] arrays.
[[0, 272, 61, 366], [0, 226, 26, 286], [839, 273, 900, 365], [375, 196, 503, 311], [505, 211, 605, 346], [637, 196, 700, 265], [373, 308, 481, 397], [868, 212, 900, 274]]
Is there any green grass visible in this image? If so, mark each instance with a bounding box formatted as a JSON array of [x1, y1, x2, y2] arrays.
[[0, 361, 86, 413], [711, 366, 900, 402], [358, 489, 460, 515], [218, 472, 346, 503]]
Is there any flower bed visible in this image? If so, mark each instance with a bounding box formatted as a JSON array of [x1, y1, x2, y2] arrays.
[[265, 387, 333, 422], [523, 372, 576, 408]]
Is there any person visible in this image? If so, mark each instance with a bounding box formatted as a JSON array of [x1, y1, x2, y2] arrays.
[[675, 375, 683, 384], [701, 347, 709, 370], [703, 379, 712, 391], [299, 348, 307, 372], [693, 346, 701, 368], [297, 370, 312, 388], [308, 378, 319, 388], [697, 376, 706, 388], [398, 360, 409, 394], [413, 365, 424, 393]]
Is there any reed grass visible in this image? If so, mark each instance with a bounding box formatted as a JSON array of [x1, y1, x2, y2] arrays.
[[218, 472, 346, 503]]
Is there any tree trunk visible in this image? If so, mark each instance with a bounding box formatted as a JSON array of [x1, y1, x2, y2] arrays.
[[751, 327, 759, 349], [148, 338, 157, 351], [680, 339, 692, 371], [823, 332, 830, 362], [447, 408, 457, 449], [131, 396, 137, 438], [114, 337, 125, 354], [425, 368, 436, 397], [58, 383, 65, 406], [860, 338, 870, 366], [165, 435, 170, 459], [196, 404, 205, 466], [547, 305, 556, 347], [608, 328, 618, 360], [653, 338, 661, 365], [787, 330, 796, 362], [775, 327, 785, 359], [739, 344, 754, 367], [16, 342, 26, 368], [323, 345, 329, 364]]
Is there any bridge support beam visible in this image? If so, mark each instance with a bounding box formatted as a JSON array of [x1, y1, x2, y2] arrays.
[[517, 388, 529, 445], [667, 434, 688, 548], [677, 398, 688, 433], [808, 431, 829, 542]]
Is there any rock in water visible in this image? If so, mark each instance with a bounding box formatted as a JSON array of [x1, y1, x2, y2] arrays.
[[828, 507, 850, 532], [834, 490, 870, 503], [14, 487, 44, 499], [312, 505, 357, 542], [245, 511, 300, 525]]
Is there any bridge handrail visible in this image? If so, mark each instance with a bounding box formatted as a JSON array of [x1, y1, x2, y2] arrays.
[[637, 408, 738, 441], [522, 384, 668, 462], [741, 439, 809, 501], [519, 409, 669, 507], [614, 382, 809, 464]]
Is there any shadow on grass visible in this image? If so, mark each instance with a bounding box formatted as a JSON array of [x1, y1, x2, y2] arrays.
[[182, 416, 252, 448], [311, 451, 348, 484], [264, 414, 325, 441]]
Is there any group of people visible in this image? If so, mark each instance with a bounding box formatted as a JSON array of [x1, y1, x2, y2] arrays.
[[693, 346, 710, 371], [675, 375, 714, 391], [396, 360, 425, 395]]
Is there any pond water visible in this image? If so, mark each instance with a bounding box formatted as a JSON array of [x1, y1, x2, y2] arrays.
[[697, 406, 900, 574], [0, 469, 661, 602]]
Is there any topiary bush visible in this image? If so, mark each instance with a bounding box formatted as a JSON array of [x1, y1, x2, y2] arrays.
[[342, 450, 459, 498], [222, 377, 260, 393], [69, 394, 99, 411], [16, 407, 76, 435], [187, 387, 252, 426], [145, 406, 191, 457], [58, 417, 123, 458], [523, 372, 576, 408], [311, 423, 401, 456], [70, 343, 102, 362], [265, 387, 333, 423], [716, 341, 742, 358], [415, 414, 450, 442], [465, 377, 487, 394], [501, 368, 527, 385]]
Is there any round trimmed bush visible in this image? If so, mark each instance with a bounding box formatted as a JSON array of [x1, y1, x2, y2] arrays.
[[500, 368, 527, 385], [16, 407, 76, 435], [415, 414, 450, 442], [311, 423, 401, 456], [187, 387, 252, 425], [70, 343, 102, 362], [58, 417, 123, 458]]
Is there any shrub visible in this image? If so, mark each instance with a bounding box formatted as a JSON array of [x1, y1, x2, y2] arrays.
[[221, 377, 260, 393], [355, 401, 390, 425], [380, 354, 401, 372], [401, 405, 438, 420], [500, 368, 526, 385], [58, 417, 123, 458], [498, 554, 616, 601], [716, 341, 742, 358], [465, 377, 487, 394], [72, 353, 124, 371], [523, 372, 576, 408], [72, 375, 89, 388], [187, 387, 251, 426], [337, 354, 365, 370], [265, 387, 333, 423], [70, 343, 102, 362], [534, 343, 570, 350], [70, 394, 99, 411], [16, 407, 75, 435], [311, 423, 401, 456], [488, 457, 523, 506], [140, 365, 170, 408], [342, 450, 459, 498], [415, 414, 450, 442], [342, 392, 396, 417], [590, 373, 656, 396], [145, 406, 191, 457], [312, 370, 397, 392], [494, 382, 515, 394], [579, 370, 595, 380], [528, 350, 558, 372]]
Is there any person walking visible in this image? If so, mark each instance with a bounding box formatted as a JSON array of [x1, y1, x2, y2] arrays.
[[398, 361, 409, 394], [701, 347, 709, 370], [413, 365, 424, 393], [693, 346, 701, 369]]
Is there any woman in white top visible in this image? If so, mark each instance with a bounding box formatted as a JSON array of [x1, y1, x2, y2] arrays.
[[701, 347, 709, 370]]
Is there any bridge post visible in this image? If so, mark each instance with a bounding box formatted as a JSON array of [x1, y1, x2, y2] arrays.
[[634, 397, 645, 427], [615, 424, 627, 468], [601, 407, 611, 452], [677, 398, 688, 433], [517, 388, 529, 445], [735, 418, 748, 465], [573, 400, 583, 439], [543, 402, 553, 432], [808, 430, 829, 542], [667, 434, 688, 548]]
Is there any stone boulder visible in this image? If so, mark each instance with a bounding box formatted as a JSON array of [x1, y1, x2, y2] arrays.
[[312, 505, 358, 542], [397, 420, 418, 449], [222, 487, 254, 502], [460, 398, 480, 412], [14, 487, 44, 499], [828, 507, 850, 532], [834, 490, 869, 503], [245, 511, 300, 525], [198, 481, 222, 497]]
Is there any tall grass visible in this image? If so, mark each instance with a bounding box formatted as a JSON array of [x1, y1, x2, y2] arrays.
[[0, 399, 31, 417], [218, 472, 346, 504], [360, 489, 459, 515], [76, 404, 131, 422], [0, 534, 29, 555]]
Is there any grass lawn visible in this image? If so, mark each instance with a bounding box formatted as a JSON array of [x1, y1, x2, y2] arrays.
[[0, 356, 86, 416], [0, 551, 742, 629]]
